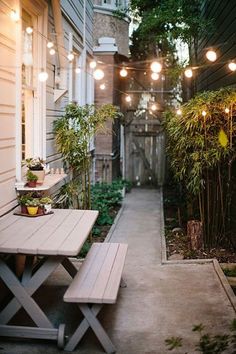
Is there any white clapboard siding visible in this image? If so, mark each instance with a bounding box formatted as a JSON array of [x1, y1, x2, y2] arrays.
[[64, 243, 128, 304], [0, 2, 17, 216]]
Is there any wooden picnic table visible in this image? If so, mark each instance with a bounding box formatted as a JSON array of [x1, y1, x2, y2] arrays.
[[0, 208, 98, 346]]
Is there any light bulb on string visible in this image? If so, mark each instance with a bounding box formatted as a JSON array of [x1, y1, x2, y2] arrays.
[[26, 27, 33, 34], [225, 108, 230, 114], [202, 110, 207, 117], [150, 61, 162, 73], [151, 104, 157, 111], [184, 68, 193, 78], [100, 83, 106, 90], [75, 67, 81, 74], [151, 72, 159, 81], [120, 67, 128, 77], [49, 48, 55, 56], [90, 60, 97, 69], [47, 42, 54, 49], [38, 70, 48, 82], [125, 95, 132, 103], [10, 10, 19, 22], [206, 50, 217, 62], [93, 68, 104, 80], [67, 52, 74, 61], [228, 62, 236, 72], [176, 109, 182, 116]]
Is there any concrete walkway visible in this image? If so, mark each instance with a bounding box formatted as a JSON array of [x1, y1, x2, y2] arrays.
[[1, 189, 235, 354]]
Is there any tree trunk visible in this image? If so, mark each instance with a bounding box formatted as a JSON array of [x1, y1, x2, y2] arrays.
[[187, 220, 203, 250]]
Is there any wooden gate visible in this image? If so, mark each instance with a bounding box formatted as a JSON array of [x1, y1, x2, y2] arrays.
[[125, 117, 165, 187]]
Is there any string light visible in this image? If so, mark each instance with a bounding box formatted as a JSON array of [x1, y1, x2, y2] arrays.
[[225, 108, 230, 114], [90, 60, 97, 69], [228, 62, 236, 72], [38, 70, 48, 82], [150, 61, 162, 73], [93, 68, 104, 80], [100, 83, 106, 90], [125, 95, 132, 102], [184, 68, 193, 78], [49, 48, 55, 56], [176, 109, 182, 115], [10, 10, 19, 22], [75, 67, 81, 74], [150, 104, 157, 111], [67, 52, 74, 61], [47, 41, 54, 49], [26, 27, 33, 34], [120, 67, 128, 77], [151, 72, 159, 80], [206, 50, 217, 62], [202, 110, 207, 117]]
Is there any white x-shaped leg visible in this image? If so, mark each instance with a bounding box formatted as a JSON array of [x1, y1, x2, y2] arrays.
[[65, 303, 116, 353]]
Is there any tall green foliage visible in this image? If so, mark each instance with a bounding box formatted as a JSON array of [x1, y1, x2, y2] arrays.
[[53, 103, 122, 209], [164, 88, 236, 248]]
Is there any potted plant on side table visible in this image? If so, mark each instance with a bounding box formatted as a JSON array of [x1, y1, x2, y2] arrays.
[[40, 196, 53, 214], [24, 157, 45, 185], [26, 171, 38, 188], [26, 198, 40, 216], [18, 194, 33, 214]]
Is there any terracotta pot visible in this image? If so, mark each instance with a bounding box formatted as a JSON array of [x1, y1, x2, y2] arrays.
[[30, 170, 45, 185], [27, 206, 38, 215], [21, 205, 28, 214], [37, 206, 44, 215], [27, 181, 37, 188]]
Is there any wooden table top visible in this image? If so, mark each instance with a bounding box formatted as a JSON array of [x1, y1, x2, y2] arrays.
[[0, 209, 98, 256]]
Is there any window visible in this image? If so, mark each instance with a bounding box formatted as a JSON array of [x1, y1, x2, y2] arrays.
[[21, 9, 34, 160]]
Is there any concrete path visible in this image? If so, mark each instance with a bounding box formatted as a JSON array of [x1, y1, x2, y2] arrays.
[[1, 189, 235, 354]]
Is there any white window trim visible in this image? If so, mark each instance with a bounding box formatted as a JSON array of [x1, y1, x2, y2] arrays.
[[16, 1, 48, 182]]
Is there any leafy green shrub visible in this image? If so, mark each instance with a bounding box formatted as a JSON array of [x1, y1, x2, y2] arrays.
[[223, 267, 236, 277]]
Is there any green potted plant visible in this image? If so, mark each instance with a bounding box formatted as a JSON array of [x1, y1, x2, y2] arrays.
[[40, 196, 53, 214], [26, 170, 38, 188], [18, 194, 33, 214], [25, 198, 40, 215], [24, 157, 45, 185]]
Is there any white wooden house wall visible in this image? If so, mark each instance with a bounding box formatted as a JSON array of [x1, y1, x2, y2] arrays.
[[0, 0, 95, 216]]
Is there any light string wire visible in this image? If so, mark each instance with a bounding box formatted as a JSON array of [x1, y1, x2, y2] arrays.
[[0, 1, 236, 83]]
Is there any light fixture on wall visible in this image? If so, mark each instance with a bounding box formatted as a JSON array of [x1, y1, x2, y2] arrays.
[[93, 68, 104, 80], [38, 70, 48, 82]]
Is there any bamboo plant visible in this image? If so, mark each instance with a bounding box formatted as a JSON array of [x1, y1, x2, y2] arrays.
[[53, 103, 122, 210], [164, 88, 236, 249]]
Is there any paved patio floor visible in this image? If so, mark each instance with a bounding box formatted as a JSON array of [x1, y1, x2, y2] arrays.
[[1, 188, 235, 354]]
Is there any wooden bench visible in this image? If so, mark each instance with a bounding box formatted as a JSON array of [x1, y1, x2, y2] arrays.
[[63, 242, 128, 353]]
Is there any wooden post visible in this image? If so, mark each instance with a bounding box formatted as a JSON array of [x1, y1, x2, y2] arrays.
[[187, 220, 203, 250]]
